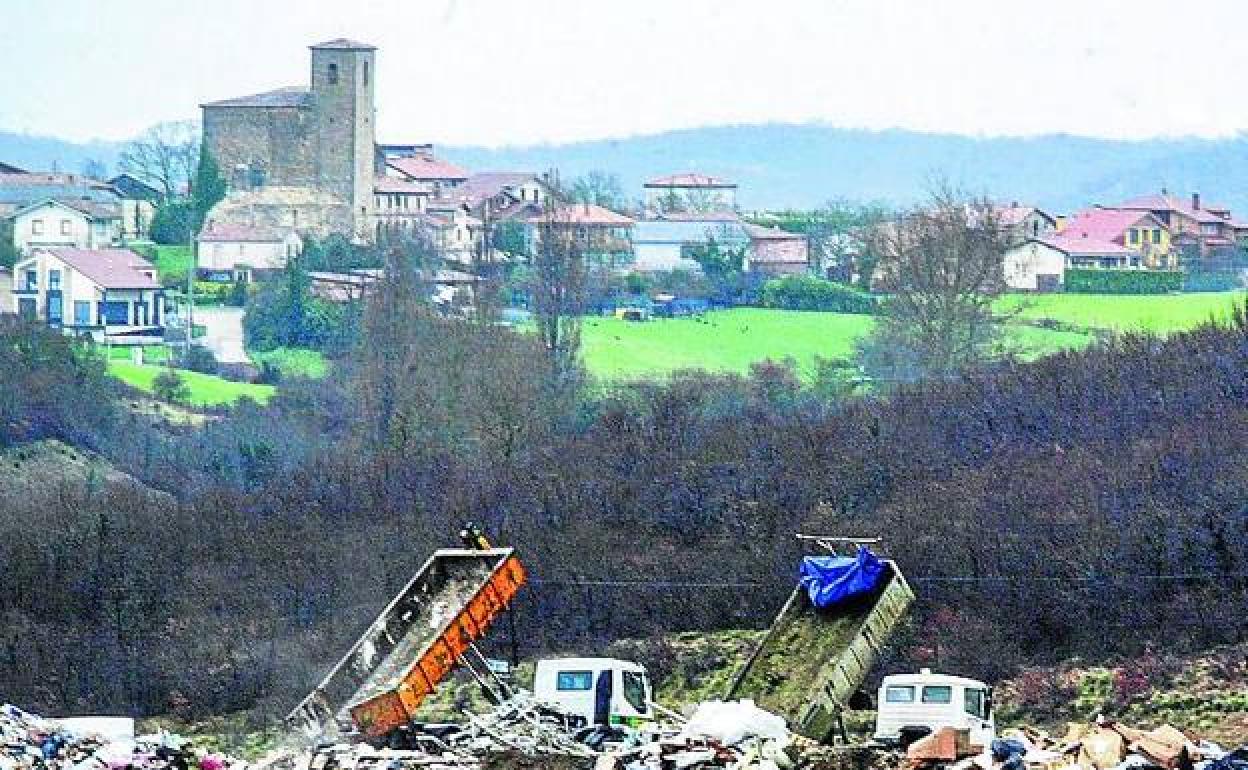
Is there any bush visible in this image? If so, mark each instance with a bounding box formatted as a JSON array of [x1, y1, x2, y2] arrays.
[[1064, 269, 1182, 294], [150, 202, 194, 245], [1183, 270, 1242, 292], [152, 367, 190, 403], [761, 274, 876, 313], [176, 345, 218, 375]]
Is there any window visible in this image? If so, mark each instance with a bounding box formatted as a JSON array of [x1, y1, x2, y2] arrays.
[[48, 269, 61, 289], [17, 298, 36, 321], [555, 671, 593, 691], [885, 686, 915, 703], [23, 269, 37, 290], [622, 671, 647, 713], [964, 689, 988, 719], [60, 219, 72, 235], [363, 61, 369, 86], [922, 685, 953, 704], [47, 295, 62, 323], [99, 301, 129, 326], [1152, 229, 1162, 244], [1129, 229, 1140, 244], [31, 219, 44, 236], [327, 62, 339, 84], [73, 301, 91, 326]]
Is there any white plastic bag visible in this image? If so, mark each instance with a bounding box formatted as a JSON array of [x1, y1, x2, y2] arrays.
[[680, 700, 789, 746]]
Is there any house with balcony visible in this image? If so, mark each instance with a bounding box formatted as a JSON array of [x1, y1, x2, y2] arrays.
[[632, 211, 749, 272], [383, 147, 470, 198], [10, 247, 165, 343]]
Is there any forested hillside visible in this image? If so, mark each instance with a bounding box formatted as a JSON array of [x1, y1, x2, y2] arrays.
[[1, 301, 1246, 720]]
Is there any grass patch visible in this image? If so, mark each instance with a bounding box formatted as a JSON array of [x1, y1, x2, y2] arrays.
[[105, 345, 171, 364], [139, 244, 194, 286], [250, 347, 329, 379], [108, 361, 274, 407], [997, 291, 1246, 334], [578, 308, 1091, 382]]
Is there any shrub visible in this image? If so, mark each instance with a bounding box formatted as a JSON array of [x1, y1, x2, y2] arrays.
[[152, 367, 190, 403], [176, 345, 219, 375], [761, 274, 876, 313], [1064, 269, 1182, 294]]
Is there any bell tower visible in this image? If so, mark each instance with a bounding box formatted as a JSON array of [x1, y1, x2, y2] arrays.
[[310, 39, 376, 237]]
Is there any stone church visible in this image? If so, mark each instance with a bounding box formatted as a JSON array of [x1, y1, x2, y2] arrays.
[[200, 39, 377, 239]]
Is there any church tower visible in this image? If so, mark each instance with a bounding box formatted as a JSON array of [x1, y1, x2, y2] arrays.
[[310, 39, 376, 236]]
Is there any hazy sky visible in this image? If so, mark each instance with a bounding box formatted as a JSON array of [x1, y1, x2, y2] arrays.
[[3, 0, 1247, 146]]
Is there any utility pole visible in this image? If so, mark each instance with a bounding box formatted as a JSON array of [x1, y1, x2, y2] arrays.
[[185, 206, 195, 361]]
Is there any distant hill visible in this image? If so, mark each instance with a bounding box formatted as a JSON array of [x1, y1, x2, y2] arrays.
[[0, 130, 125, 177], [5, 123, 1248, 213]]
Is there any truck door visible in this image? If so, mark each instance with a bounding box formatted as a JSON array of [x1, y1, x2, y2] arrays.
[[594, 669, 613, 726]]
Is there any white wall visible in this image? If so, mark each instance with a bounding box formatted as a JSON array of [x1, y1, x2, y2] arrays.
[[199, 235, 299, 272], [1003, 241, 1066, 290], [632, 242, 701, 272]]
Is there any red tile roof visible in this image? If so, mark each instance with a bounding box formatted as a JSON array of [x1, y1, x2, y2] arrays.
[[386, 154, 469, 182], [1042, 208, 1163, 255], [42, 248, 161, 289], [530, 203, 634, 226], [374, 175, 433, 194], [743, 223, 804, 241], [1115, 193, 1226, 224], [645, 172, 736, 189]]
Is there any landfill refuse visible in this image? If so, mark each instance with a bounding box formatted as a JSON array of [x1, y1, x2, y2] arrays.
[[798, 548, 886, 610], [1, 704, 244, 770]]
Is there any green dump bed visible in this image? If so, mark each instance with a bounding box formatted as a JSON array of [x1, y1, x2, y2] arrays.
[[726, 560, 914, 742]]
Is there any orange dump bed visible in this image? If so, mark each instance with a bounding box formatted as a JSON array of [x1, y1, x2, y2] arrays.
[[286, 548, 526, 739]]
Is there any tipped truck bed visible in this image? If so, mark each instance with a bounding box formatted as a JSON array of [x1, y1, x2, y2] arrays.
[[286, 548, 526, 739], [726, 559, 914, 742]]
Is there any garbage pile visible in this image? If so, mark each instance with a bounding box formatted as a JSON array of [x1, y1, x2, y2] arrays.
[[1, 704, 243, 770], [278, 698, 821, 770], [934, 718, 1248, 770]]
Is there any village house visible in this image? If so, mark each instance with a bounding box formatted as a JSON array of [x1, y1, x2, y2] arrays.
[[0, 172, 121, 219], [383, 146, 470, 197], [196, 222, 303, 280], [107, 173, 162, 240], [644, 172, 737, 213], [1113, 191, 1248, 258], [9, 198, 122, 255], [10, 247, 165, 342], [993, 203, 1058, 240], [0, 266, 11, 313], [631, 211, 749, 272], [742, 223, 810, 276], [1002, 207, 1174, 291], [498, 201, 635, 266]]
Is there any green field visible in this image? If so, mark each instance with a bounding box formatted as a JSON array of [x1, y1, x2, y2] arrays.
[[580, 308, 1093, 381], [996, 291, 1246, 333], [250, 347, 330, 379], [109, 361, 275, 407]]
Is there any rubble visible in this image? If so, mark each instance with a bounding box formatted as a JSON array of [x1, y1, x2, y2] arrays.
[[1, 704, 245, 770]]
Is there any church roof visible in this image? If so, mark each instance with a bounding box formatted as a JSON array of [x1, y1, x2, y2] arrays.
[[201, 86, 312, 109], [311, 38, 376, 50]]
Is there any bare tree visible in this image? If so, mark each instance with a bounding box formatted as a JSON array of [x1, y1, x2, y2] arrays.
[[858, 184, 1017, 383], [532, 198, 587, 390], [570, 170, 624, 210], [80, 158, 108, 181], [118, 121, 200, 200]]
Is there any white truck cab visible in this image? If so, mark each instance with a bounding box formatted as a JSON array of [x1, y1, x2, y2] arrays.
[[873, 670, 995, 749], [532, 657, 652, 728]]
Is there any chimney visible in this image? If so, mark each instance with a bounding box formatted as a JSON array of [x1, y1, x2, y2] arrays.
[[1192, 192, 1201, 211]]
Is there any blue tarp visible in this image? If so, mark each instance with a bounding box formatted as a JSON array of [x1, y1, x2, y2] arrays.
[[798, 547, 887, 608]]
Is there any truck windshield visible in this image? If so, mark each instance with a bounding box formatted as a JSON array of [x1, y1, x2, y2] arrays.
[[921, 686, 952, 704], [964, 688, 988, 718], [884, 686, 915, 703], [622, 670, 648, 713], [556, 671, 593, 691]]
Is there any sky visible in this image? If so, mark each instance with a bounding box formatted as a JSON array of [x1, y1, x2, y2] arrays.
[[2, 0, 1247, 146]]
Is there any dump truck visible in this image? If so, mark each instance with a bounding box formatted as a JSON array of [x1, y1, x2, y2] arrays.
[[726, 542, 915, 744], [286, 546, 526, 741]]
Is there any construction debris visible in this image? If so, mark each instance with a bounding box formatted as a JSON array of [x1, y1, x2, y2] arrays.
[[1, 704, 244, 770]]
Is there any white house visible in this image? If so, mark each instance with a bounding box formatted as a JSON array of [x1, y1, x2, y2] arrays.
[[632, 212, 749, 272], [196, 222, 303, 280], [107, 174, 162, 240], [1002, 239, 1068, 291], [9, 198, 122, 254], [10, 247, 165, 342]]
